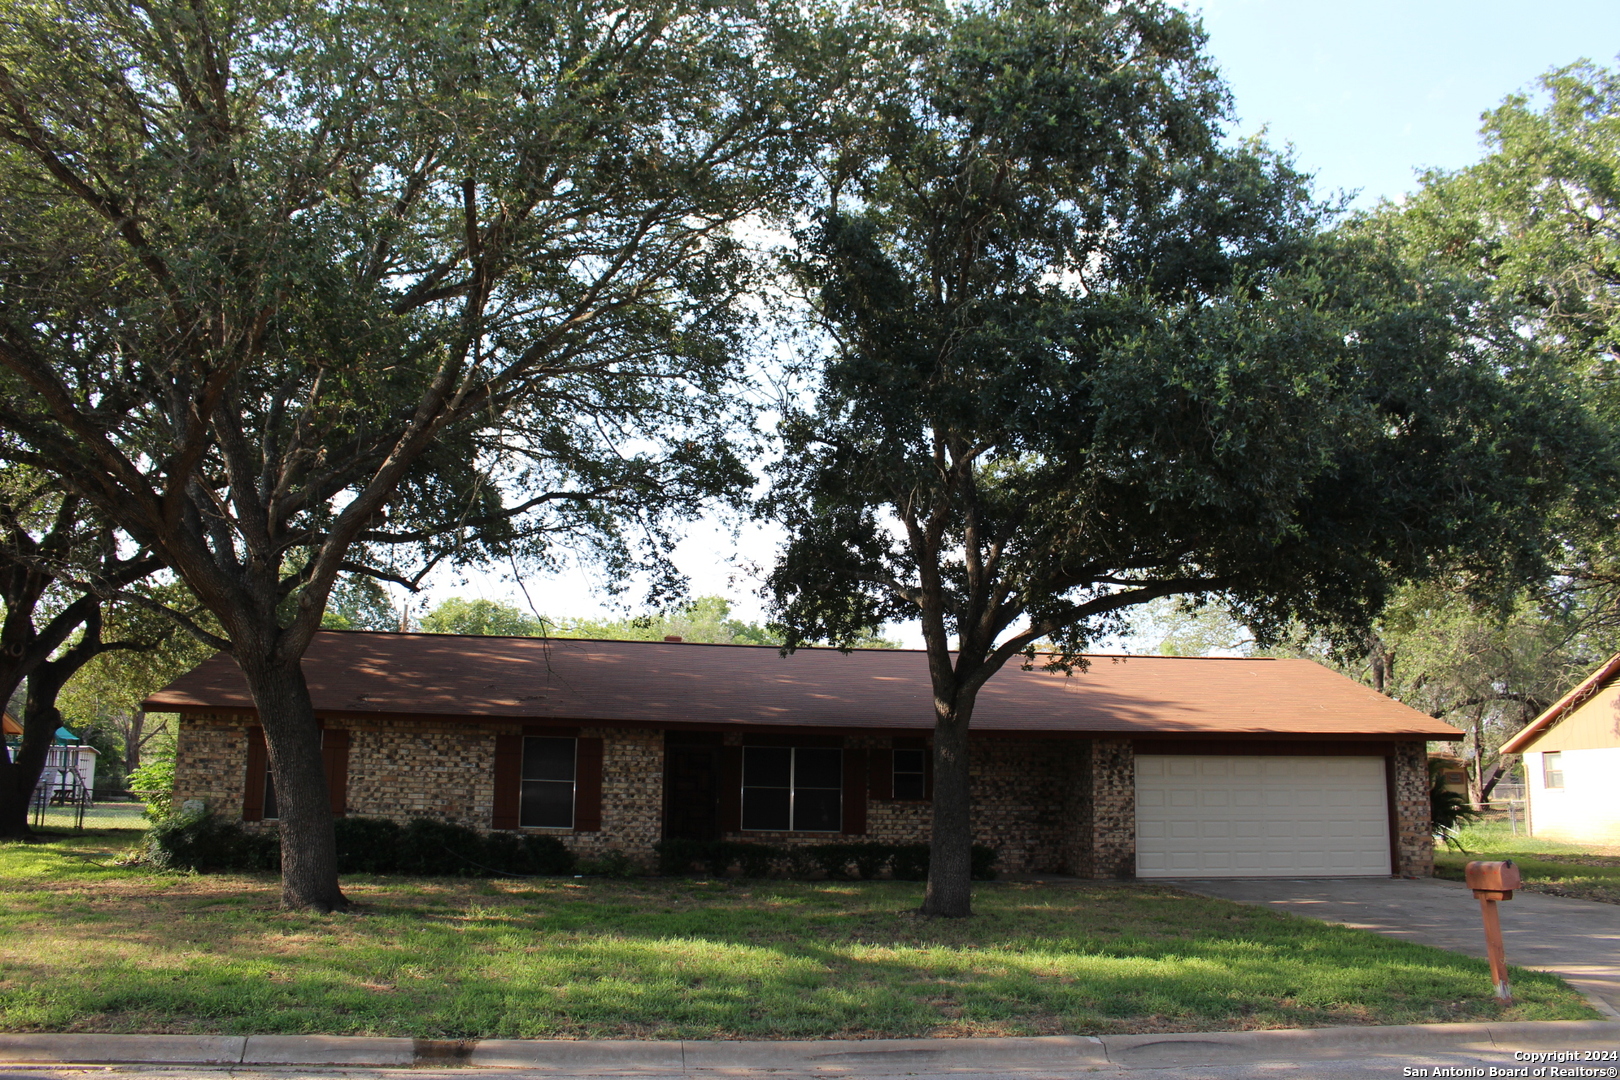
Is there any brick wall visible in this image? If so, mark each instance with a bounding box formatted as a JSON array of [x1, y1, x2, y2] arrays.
[[172, 712, 251, 813], [172, 712, 1430, 879], [172, 714, 663, 865], [175, 715, 1098, 874]]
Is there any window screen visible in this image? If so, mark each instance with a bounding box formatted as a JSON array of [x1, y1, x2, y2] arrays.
[[521, 736, 576, 828], [1543, 751, 1564, 790], [892, 748, 926, 800], [741, 746, 842, 832]]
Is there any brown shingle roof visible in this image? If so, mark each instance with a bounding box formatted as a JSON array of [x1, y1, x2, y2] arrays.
[[143, 630, 1461, 739]]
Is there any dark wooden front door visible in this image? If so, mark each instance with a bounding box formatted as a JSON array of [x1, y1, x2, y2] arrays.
[[664, 734, 723, 841]]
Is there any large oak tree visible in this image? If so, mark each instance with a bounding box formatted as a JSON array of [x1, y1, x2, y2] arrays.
[[0, 0, 810, 907], [766, 0, 1605, 917], [1369, 60, 1620, 631]]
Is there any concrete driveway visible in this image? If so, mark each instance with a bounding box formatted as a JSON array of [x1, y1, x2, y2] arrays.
[[1176, 876, 1620, 1018]]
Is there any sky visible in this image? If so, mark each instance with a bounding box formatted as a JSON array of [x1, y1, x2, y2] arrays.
[[412, 1, 1620, 648]]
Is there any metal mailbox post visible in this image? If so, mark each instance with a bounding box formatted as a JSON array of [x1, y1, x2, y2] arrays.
[[1464, 860, 1521, 1004]]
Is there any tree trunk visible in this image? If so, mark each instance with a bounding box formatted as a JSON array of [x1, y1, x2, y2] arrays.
[[921, 704, 973, 918], [0, 694, 52, 839], [233, 656, 347, 912], [0, 650, 87, 838], [124, 710, 146, 775]]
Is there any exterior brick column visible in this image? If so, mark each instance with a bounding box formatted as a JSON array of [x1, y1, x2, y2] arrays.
[[1061, 737, 1136, 878], [1089, 738, 1136, 878], [1392, 740, 1433, 878]]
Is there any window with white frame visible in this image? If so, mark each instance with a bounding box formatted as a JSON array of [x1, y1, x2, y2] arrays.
[[741, 746, 842, 831], [1542, 751, 1564, 790]]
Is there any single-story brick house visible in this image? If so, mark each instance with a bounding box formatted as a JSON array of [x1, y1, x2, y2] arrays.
[[146, 630, 1462, 878], [1500, 652, 1620, 846]]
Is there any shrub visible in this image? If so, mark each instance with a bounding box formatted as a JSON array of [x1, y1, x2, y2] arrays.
[[733, 842, 779, 878], [577, 849, 638, 878], [647, 839, 999, 882], [333, 816, 403, 874], [1430, 759, 1480, 851], [782, 844, 818, 879], [700, 841, 739, 877], [140, 810, 579, 879], [653, 837, 704, 876], [127, 756, 177, 820], [396, 818, 485, 876], [848, 842, 891, 880], [890, 843, 930, 881], [970, 843, 998, 881], [521, 834, 577, 876], [480, 830, 528, 874], [142, 810, 279, 872], [809, 843, 855, 879]]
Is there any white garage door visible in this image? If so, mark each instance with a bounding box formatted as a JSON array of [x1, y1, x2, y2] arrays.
[[1135, 755, 1391, 878]]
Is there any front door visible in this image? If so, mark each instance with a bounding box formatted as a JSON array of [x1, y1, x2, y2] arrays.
[[664, 733, 723, 841]]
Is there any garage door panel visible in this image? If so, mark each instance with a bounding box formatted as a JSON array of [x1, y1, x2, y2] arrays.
[[1135, 755, 1391, 878]]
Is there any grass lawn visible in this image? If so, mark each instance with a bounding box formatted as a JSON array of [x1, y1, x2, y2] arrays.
[[27, 802, 147, 832], [1435, 817, 1620, 906], [0, 827, 1598, 1040]]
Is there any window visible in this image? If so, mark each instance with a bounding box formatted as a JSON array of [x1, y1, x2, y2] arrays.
[[1542, 751, 1564, 790], [741, 746, 842, 832], [521, 736, 576, 828], [257, 728, 350, 820], [892, 748, 927, 800]]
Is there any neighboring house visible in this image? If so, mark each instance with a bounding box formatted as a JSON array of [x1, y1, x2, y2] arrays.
[[146, 631, 1462, 879], [1, 711, 19, 739], [1500, 653, 1620, 846]]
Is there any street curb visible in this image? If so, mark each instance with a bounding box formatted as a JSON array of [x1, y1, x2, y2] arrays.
[[0, 1021, 1615, 1071]]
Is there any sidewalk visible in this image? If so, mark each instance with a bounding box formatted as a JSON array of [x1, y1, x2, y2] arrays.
[[2, 1021, 1617, 1073]]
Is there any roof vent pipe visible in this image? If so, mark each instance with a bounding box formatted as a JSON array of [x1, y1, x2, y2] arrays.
[[664, 635, 683, 643]]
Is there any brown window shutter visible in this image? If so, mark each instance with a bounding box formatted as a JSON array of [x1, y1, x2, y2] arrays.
[[243, 726, 267, 822], [574, 737, 604, 832], [321, 729, 350, 817], [718, 745, 743, 833], [492, 732, 522, 830], [842, 748, 868, 835], [869, 748, 893, 800]]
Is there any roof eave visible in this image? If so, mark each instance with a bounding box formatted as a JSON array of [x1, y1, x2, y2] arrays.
[[1500, 650, 1620, 755]]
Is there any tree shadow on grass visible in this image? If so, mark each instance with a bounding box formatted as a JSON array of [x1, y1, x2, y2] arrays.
[[0, 876, 1598, 1038]]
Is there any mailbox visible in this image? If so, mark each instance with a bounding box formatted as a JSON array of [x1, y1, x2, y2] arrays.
[[1465, 860, 1521, 897], [1464, 861, 1519, 1003]]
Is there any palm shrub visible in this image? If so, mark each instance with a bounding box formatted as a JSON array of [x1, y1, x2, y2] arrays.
[[1430, 759, 1480, 851]]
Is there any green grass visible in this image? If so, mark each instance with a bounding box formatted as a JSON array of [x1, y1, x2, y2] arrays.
[[0, 829, 1598, 1039], [26, 802, 147, 832], [1435, 817, 1620, 905]]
